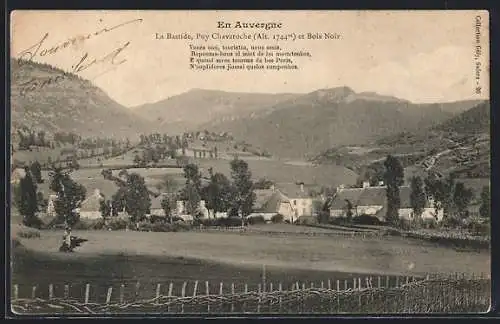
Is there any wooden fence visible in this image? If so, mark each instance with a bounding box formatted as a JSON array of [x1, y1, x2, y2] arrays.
[[11, 273, 490, 314]]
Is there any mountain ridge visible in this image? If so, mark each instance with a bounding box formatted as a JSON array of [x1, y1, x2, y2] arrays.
[[10, 59, 155, 140]]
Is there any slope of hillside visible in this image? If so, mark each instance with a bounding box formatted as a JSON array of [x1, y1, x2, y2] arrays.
[[131, 89, 301, 134], [202, 87, 479, 159], [314, 101, 490, 180], [11, 59, 155, 139], [434, 101, 490, 134]]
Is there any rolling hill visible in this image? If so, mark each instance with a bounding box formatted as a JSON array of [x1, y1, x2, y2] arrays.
[[314, 101, 490, 181], [131, 89, 301, 134], [197, 86, 482, 159], [10, 59, 155, 140]]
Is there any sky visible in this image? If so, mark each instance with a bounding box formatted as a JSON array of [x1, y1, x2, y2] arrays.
[[11, 10, 489, 107]]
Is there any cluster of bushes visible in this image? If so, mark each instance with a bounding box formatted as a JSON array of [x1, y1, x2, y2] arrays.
[[72, 217, 196, 232], [196, 217, 245, 227], [16, 227, 41, 239], [136, 221, 192, 232]]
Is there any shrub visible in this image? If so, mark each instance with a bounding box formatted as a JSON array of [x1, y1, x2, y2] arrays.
[[247, 215, 266, 225], [107, 218, 130, 230], [73, 219, 106, 230], [296, 216, 317, 225], [352, 214, 382, 225], [271, 214, 284, 223], [17, 228, 41, 239]]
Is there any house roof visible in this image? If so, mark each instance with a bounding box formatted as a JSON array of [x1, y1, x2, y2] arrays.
[[80, 189, 104, 212], [276, 183, 311, 199], [151, 193, 175, 210], [261, 191, 290, 214], [254, 189, 275, 210], [330, 185, 424, 210]]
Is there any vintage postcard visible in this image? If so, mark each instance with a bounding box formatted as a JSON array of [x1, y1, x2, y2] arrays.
[[9, 10, 490, 316]]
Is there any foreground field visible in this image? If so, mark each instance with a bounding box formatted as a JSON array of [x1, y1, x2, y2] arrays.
[[14, 225, 490, 278]]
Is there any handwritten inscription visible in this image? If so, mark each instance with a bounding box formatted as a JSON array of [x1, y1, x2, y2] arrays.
[[17, 18, 142, 96]]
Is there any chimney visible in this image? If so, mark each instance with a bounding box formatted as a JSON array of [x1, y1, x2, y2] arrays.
[[362, 181, 370, 189], [338, 184, 345, 191], [271, 184, 275, 192], [300, 183, 304, 193], [94, 188, 101, 196]]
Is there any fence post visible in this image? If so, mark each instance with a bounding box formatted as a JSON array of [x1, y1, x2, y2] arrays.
[[193, 280, 198, 297], [310, 282, 314, 289], [106, 287, 113, 304], [206, 281, 210, 313], [396, 277, 399, 288], [243, 283, 248, 313], [219, 282, 223, 295], [84, 284, 90, 304], [386, 275, 390, 288], [181, 281, 187, 313], [344, 280, 347, 291], [119, 284, 125, 304], [64, 284, 69, 299], [328, 279, 332, 290], [377, 276, 381, 288], [13, 284, 18, 300], [155, 284, 161, 304], [49, 284, 54, 300], [321, 281, 324, 289], [257, 284, 262, 313], [336, 280, 340, 312], [353, 278, 356, 290], [278, 282, 283, 313], [302, 283, 306, 290], [167, 282, 173, 313], [262, 265, 267, 293], [231, 282, 235, 313], [31, 285, 37, 299]]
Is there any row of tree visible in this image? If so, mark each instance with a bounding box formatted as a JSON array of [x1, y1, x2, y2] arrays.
[[98, 158, 257, 225], [384, 155, 490, 227], [13, 163, 86, 228]]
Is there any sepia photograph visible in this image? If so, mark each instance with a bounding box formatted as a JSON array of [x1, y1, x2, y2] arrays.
[[9, 10, 491, 315]]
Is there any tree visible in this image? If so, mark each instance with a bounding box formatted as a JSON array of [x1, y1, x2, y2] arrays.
[[70, 155, 80, 170], [133, 154, 142, 167], [118, 169, 129, 179], [230, 158, 255, 219], [99, 199, 112, 219], [111, 187, 127, 216], [453, 182, 474, 219], [14, 167, 40, 228], [30, 160, 43, 183], [479, 186, 490, 218], [345, 199, 354, 222], [383, 155, 404, 226], [49, 167, 87, 227], [101, 169, 113, 180], [202, 168, 232, 214], [161, 194, 176, 224], [410, 176, 426, 219], [254, 178, 274, 190], [181, 183, 201, 216], [156, 174, 179, 193], [124, 173, 151, 223]]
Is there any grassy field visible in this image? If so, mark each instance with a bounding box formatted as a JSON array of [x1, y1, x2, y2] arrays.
[[10, 222, 490, 306], [195, 158, 357, 188], [13, 225, 490, 277]]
